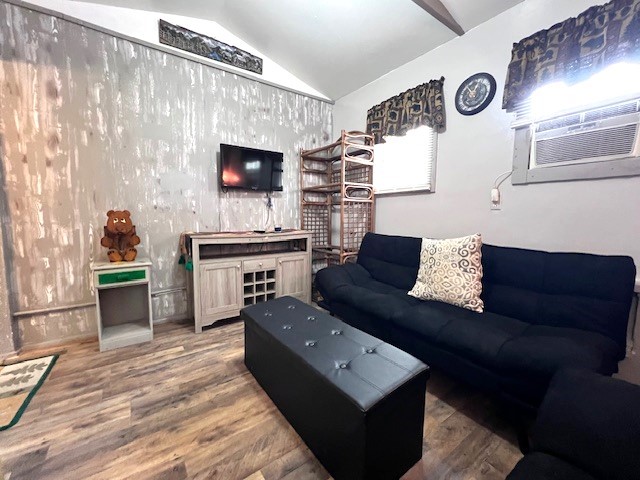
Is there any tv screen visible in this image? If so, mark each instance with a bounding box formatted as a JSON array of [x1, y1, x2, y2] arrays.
[[219, 144, 283, 192]]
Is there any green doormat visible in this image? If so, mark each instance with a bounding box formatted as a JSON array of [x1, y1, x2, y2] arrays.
[[0, 355, 58, 430]]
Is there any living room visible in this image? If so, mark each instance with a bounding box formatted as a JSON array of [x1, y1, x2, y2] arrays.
[[0, 0, 639, 479]]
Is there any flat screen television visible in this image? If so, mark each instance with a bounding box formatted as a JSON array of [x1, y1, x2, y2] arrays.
[[219, 144, 283, 192]]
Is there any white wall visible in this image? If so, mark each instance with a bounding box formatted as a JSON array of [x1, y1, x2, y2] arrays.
[[334, 0, 640, 383], [19, 0, 329, 100], [334, 0, 640, 269]]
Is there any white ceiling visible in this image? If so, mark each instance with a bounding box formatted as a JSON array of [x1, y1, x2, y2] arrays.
[[71, 0, 524, 99]]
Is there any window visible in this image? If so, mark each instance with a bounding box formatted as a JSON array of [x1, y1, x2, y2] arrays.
[[511, 62, 640, 185], [373, 125, 437, 194]]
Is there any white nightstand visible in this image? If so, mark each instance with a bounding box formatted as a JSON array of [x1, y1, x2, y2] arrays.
[[91, 258, 153, 352]]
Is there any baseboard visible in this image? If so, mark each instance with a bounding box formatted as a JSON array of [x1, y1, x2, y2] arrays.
[[0, 349, 19, 366], [10, 317, 191, 357], [17, 333, 98, 357], [154, 314, 191, 325]]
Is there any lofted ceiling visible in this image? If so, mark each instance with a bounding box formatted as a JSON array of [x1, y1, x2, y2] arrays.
[[70, 0, 524, 99]]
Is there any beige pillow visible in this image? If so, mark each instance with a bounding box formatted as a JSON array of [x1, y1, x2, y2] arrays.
[[408, 234, 484, 313]]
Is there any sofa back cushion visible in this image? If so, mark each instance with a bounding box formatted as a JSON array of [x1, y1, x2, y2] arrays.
[[358, 233, 421, 290], [481, 244, 636, 354]]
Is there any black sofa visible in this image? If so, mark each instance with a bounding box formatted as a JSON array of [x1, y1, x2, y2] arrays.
[[507, 368, 640, 480], [315, 233, 636, 410]]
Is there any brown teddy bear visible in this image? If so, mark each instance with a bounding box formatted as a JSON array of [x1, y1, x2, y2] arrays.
[[100, 210, 141, 262]]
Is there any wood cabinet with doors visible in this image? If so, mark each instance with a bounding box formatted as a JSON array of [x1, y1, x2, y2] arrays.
[[185, 231, 312, 333], [199, 260, 243, 319], [276, 253, 308, 301]]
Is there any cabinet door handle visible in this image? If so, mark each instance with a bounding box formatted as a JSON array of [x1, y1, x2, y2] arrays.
[[259, 262, 263, 267], [236, 265, 240, 269], [279, 261, 282, 265]]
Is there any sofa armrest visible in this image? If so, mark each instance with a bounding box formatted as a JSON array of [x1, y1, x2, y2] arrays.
[[315, 263, 371, 301], [531, 368, 640, 480]]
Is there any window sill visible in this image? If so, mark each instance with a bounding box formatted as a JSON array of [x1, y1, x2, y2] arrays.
[[375, 187, 434, 196]]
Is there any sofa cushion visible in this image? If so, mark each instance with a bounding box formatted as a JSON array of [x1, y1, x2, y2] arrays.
[[530, 369, 640, 480], [315, 258, 421, 322], [507, 452, 596, 480], [357, 233, 421, 290], [482, 244, 635, 355], [391, 302, 528, 368], [315, 262, 372, 300], [332, 283, 419, 322], [496, 325, 620, 377], [408, 234, 484, 313]]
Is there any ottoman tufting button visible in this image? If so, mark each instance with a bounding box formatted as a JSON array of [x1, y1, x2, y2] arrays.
[[339, 363, 347, 369], [282, 324, 292, 330], [331, 330, 342, 335], [264, 311, 272, 317], [305, 340, 316, 347], [366, 348, 374, 354], [288, 305, 296, 310], [307, 316, 316, 321]]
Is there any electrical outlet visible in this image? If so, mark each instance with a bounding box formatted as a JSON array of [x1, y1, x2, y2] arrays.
[[490, 188, 501, 210]]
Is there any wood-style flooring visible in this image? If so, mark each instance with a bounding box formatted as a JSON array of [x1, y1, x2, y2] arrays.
[[0, 320, 522, 480]]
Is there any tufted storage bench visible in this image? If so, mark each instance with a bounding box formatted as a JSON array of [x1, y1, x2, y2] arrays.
[[242, 296, 430, 480]]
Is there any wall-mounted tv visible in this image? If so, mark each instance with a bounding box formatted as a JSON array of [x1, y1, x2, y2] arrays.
[[219, 144, 283, 192]]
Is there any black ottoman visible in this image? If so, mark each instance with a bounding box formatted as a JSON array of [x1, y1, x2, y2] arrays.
[[242, 296, 429, 480]]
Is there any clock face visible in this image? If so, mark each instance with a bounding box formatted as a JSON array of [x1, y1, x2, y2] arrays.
[[455, 73, 497, 115]]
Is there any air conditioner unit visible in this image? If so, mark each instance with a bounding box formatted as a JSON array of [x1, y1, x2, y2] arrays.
[[531, 100, 640, 168]]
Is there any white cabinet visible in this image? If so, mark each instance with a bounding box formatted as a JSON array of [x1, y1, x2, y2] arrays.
[[188, 231, 312, 333], [276, 254, 309, 302], [91, 259, 153, 351]]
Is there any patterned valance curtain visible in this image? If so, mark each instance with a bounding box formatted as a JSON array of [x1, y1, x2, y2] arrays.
[[366, 77, 445, 144], [503, 0, 640, 112]]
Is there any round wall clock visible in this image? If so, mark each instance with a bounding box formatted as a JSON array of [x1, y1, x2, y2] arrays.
[[455, 73, 497, 115]]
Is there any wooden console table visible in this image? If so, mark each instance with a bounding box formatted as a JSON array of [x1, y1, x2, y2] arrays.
[[186, 230, 312, 333]]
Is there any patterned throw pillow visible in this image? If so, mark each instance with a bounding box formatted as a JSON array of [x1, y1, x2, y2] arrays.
[[408, 234, 484, 313]]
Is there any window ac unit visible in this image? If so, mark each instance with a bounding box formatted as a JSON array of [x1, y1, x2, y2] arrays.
[[531, 100, 640, 168]]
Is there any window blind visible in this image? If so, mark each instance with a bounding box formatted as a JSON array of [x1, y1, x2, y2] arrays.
[[373, 125, 437, 194]]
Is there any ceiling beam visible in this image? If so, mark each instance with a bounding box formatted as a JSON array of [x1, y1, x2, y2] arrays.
[[411, 0, 465, 36]]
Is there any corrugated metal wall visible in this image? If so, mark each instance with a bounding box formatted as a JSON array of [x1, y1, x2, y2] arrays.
[[0, 3, 332, 347]]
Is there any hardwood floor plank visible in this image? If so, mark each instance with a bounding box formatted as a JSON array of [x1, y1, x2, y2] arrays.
[[253, 445, 324, 480], [140, 460, 189, 480], [1, 446, 49, 479], [243, 472, 266, 480], [189, 417, 296, 479], [0, 321, 522, 480], [278, 457, 330, 480]]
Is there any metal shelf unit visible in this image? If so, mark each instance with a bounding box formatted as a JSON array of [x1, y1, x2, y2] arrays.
[[300, 130, 375, 289]]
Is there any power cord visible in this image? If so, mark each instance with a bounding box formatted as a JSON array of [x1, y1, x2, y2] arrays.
[[264, 193, 275, 232]]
